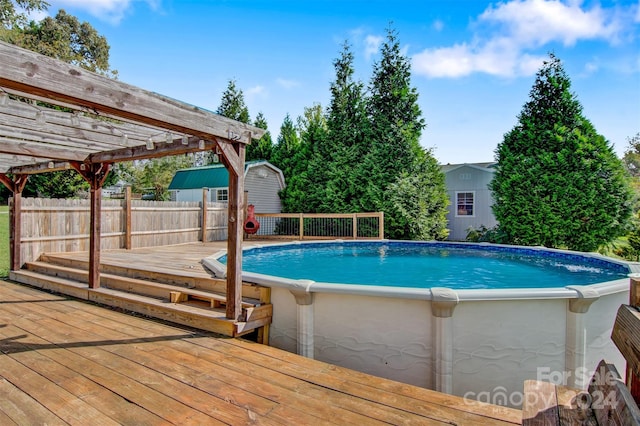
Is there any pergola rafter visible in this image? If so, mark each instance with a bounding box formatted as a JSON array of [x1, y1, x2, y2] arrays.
[[0, 40, 264, 321]]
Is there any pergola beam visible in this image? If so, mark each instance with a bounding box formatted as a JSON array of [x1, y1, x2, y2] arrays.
[[0, 41, 264, 145], [0, 40, 261, 322]]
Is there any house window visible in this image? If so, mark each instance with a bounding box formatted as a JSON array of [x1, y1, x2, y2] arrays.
[[216, 189, 228, 202], [456, 192, 474, 217]]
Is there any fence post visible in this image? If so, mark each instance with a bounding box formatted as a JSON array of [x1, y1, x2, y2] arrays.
[[378, 212, 385, 239], [124, 186, 132, 249], [202, 188, 208, 242], [352, 213, 357, 239], [299, 213, 304, 240]]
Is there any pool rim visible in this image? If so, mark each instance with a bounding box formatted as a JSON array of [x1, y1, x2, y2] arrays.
[[202, 239, 636, 303]]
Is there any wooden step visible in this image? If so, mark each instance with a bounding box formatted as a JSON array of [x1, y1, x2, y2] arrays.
[[10, 269, 271, 337], [39, 253, 262, 299], [10, 269, 89, 300], [24, 261, 261, 308]]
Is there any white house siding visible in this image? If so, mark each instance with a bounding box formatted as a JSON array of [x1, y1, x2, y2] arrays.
[[171, 188, 214, 202], [245, 165, 283, 213], [444, 164, 498, 241]]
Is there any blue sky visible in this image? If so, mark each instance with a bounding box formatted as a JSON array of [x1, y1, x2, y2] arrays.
[[41, 0, 640, 164]]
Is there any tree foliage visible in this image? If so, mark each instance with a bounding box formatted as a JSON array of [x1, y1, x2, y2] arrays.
[[116, 155, 195, 201], [321, 42, 369, 213], [386, 150, 449, 240], [622, 132, 640, 198], [270, 28, 448, 239], [490, 53, 633, 252], [270, 114, 300, 181], [279, 104, 327, 213], [247, 112, 274, 162], [362, 27, 445, 239], [23, 170, 87, 198], [1, 1, 121, 199], [0, 0, 48, 30], [216, 79, 250, 124]]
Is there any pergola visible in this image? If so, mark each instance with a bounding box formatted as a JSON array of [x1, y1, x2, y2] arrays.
[[0, 40, 265, 321]]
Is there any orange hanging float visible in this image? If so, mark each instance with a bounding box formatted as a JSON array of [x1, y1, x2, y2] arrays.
[[243, 204, 260, 234]]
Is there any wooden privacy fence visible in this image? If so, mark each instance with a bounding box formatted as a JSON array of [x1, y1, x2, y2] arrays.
[[18, 189, 228, 264], [249, 212, 384, 240], [16, 191, 385, 264]]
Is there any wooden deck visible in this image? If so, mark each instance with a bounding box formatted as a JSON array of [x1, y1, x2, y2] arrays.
[[1, 267, 522, 424], [10, 243, 273, 338], [0, 244, 521, 425]]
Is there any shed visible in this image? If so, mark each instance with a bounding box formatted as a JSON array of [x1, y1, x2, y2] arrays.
[[169, 160, 285, 213], [441, 162, 498, 241]]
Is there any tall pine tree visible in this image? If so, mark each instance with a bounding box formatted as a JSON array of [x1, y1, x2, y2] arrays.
[[323, 42, 369, 213], [279, 104, 327, 212], [247, 112, 274, 162], [216, 79, 250, 123], [363, 27, 446, 239], [213, 79, 250, 164], [490, 53, 632, 251], [270, 114, 300, 181]]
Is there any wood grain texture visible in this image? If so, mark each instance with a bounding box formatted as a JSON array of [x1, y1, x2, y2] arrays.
[[0, 280, 520, 425]]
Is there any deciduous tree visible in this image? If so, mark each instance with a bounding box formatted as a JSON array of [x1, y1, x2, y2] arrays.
[[2, 1, 119, 198]]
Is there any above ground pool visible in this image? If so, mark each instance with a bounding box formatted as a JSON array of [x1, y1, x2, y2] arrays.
[[219, 240, 629, 290], [206, 240, 634, 408]]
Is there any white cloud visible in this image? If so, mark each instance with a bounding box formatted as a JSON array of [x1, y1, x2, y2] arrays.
[[47, 0, 159, 24], [412, 0, 631, 79], [432, 20, 444, 32], [479, 0, 621, 47], [246, 85, 267, 98], [412, 39, 546, 78], [276, 78, 300, 90], [364, 35, 383, 60]]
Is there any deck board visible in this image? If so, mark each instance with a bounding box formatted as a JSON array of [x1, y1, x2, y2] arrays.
[[1, 245, 522, 425]]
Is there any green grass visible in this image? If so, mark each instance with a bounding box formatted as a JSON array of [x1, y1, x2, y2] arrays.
[[0, 205, 8, 278]]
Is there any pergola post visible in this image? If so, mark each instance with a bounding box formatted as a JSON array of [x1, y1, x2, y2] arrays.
[[0, 173, 28, 271], [217, 138, 246, 321], [71, 162, 111, 289]]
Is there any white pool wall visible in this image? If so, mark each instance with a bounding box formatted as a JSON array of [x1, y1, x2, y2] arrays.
[[203, 240, 632, 408]]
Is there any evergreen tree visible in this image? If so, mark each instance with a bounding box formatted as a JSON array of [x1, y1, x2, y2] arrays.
[[270, 114, 300, 181], [364, 27, 425, 205], [490, 53, 633, 251], [246, 112, 274, 162], [216, 79, 250, 123], [213, 79, 250, 164], [323, 42, 369, 213], [280, 104, 328, 212], [363, 27, 445, 239]]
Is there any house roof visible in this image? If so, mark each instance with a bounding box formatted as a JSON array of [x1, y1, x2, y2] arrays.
[[440, 162, 497, 174], [168, 160, 284, 190]]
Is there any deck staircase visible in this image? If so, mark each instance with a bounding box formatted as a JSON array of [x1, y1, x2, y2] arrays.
[[9, 253, 272, 339]]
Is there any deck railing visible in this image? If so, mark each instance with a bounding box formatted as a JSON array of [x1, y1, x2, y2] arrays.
[[250, 212, 384, 240]]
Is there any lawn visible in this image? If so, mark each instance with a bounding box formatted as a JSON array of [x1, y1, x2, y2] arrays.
[[0, 205, 8, 278]]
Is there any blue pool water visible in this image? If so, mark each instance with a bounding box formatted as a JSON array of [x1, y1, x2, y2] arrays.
[[221, 241, 630, 290]]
